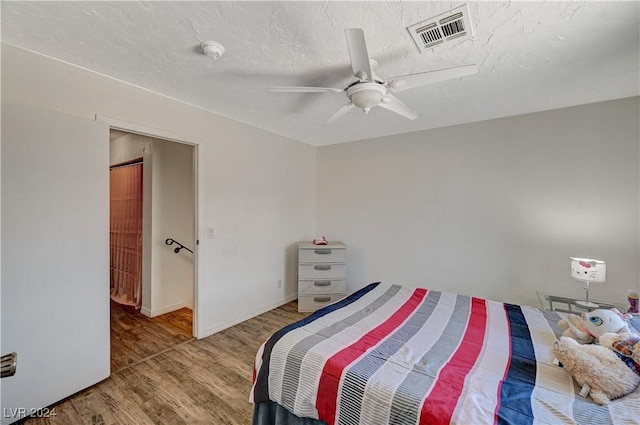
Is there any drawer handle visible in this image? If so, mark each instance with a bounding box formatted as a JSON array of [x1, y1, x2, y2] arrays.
[[314, 249, 332, 255], [313, 280, 331, 287], [314, 265, 332, 271], [314, 296, 331, 303]]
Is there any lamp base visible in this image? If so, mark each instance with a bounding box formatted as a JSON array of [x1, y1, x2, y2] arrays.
[[576, 300, 599, 309]]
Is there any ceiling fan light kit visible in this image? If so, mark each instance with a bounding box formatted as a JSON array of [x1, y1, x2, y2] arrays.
[[270, 27, 477, 123], [347, 83, 386, 113]]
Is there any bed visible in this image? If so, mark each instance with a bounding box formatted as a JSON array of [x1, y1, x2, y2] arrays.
[[250, 282, 640, 425]]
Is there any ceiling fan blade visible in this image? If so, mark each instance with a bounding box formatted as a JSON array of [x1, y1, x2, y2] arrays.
[[327, 103, 355, 124], [379, 95, 419, 120], [345, 28, 373, 82], [270, 86, 343, 93], [387, 64, 478, 93]]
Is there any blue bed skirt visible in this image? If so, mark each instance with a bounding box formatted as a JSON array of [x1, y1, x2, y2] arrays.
[[252, 401, 326, 425]]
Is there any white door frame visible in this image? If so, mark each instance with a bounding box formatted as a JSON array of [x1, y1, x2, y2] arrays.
[[96, 115, 204, 339]]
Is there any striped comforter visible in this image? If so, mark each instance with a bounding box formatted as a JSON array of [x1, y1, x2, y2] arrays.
[[250, 283, 640, 425]]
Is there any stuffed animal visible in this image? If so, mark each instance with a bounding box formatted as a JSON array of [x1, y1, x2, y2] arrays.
[[558, 314, 596, 344], [599, 332, 640, 376], [553, 336, 640, 405], [581, 308, 634, 339], [558, 308, 634, 344]]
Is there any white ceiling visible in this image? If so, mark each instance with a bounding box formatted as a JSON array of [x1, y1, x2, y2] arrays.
[[2, 1, 638, 146]]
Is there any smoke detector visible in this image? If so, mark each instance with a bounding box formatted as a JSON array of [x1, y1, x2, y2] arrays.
[[407, 4, 474, 52], [201, 41, 225, 59]]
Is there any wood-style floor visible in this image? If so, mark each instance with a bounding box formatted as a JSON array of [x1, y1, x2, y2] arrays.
[[110, 300, 194, 372], [24, 301, 306, 425]]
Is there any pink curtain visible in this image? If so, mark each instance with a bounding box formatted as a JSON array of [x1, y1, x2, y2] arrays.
[[110, 163, 143, 308]]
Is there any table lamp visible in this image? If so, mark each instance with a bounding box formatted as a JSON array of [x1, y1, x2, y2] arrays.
[[570, 257, 606, 308]]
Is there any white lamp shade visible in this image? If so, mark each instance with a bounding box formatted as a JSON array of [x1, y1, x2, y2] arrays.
[[350, 90, 383, 109], [570, 257, 606, 283]]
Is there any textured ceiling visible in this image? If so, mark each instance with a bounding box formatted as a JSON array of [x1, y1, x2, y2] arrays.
[[2, 1, 638, 146]]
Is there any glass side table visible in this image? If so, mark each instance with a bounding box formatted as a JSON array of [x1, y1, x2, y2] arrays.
[[536, 291, 620, 313]]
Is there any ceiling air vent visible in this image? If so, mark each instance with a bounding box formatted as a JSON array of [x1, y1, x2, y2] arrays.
[[407, 4, 474, 52]]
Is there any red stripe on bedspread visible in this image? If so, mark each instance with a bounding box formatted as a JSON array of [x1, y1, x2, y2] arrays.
[[316, 288, 428, 425], [419, 297, 488, 425]]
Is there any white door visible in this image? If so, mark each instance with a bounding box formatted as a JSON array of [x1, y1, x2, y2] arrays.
[[1, 101, 110, 424]]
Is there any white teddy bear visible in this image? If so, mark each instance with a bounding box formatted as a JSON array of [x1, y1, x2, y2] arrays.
[[553, 336, 640, 404], [553, 309, 640, 404]]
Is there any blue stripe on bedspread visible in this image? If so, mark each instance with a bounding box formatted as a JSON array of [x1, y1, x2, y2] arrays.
[[497, 303, 536, 425], [253, 282, 381, 402]]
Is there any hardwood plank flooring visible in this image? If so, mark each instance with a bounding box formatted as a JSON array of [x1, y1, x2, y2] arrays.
[[110, 300, 194, 372], [23, 301, 306, 425]]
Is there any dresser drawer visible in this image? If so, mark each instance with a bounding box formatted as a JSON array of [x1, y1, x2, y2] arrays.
[[298, 294, 345, 312], [298, 279, 346, 295], [299, 247, 346, 263], [298, 263, 346, 279]]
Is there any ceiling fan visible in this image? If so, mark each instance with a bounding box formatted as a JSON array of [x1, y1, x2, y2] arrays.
[[270, 28, 478, 124]]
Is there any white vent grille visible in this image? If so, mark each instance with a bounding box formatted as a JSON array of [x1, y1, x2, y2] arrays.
[[407, 4, 473, 51]]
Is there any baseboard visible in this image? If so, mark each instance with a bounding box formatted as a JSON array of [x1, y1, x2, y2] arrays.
[[141, 301, 189, 318], [199, 293, 297, 339]]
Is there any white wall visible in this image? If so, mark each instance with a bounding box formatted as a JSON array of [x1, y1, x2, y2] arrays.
[[150, 138, 194, 315], [317, 97, 640, 308], [4, 41, 637, 337], [2, 43, 316, 338], [109, 132, 146, 164]]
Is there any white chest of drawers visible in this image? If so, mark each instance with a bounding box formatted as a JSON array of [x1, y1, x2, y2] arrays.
[[297, 241, 346, 312]]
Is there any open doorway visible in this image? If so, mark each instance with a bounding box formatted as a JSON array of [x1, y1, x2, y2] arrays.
[[109, 129, 196, 372]]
